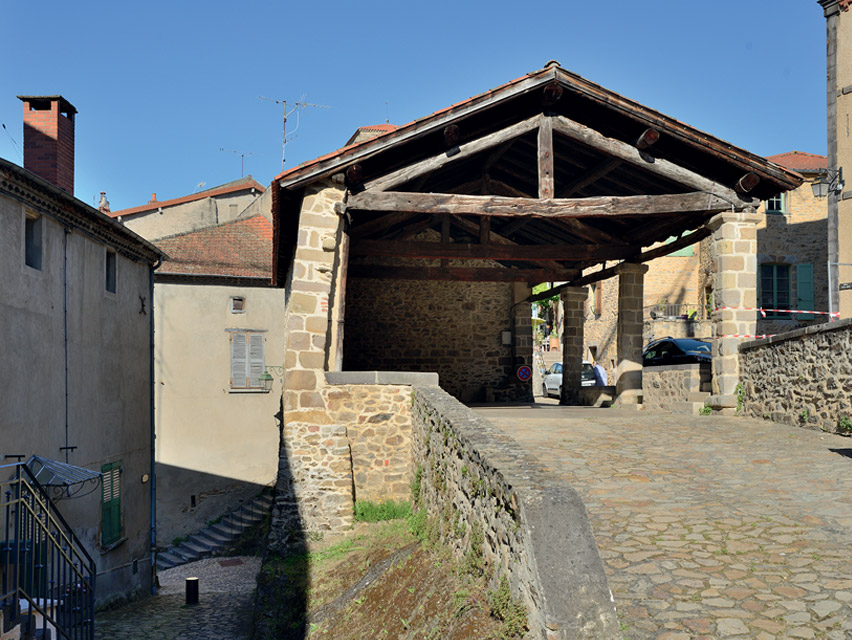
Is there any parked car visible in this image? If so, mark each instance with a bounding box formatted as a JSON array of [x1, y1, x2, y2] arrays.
[[542, 361, 595, 397], [642, 337, 712, 367]]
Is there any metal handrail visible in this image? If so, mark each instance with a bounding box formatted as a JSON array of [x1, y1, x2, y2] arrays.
[[1, 462, 96, 639]]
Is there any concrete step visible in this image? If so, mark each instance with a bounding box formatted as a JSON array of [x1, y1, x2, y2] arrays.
[[196, 527, 233, 547], [187, 534, 218, 552], [671, 401, 707, 415], [173, 543, 202, 563], [208, 521, 245, 539]]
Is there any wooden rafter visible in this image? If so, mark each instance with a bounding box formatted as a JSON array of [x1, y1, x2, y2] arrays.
[[363, 115, 543, 192], [557, 158, 622, 198], [350, 211, 412, 239], [550, 115, 748, 205], [344, 190, 732, 219], [448, 216, 568, 271], [348, 264, 582, 283], [349, 239, 637, 262], [538, 116, 554, 198]]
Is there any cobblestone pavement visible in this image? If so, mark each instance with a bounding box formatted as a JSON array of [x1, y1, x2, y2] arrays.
[[95, 556, 260, 639], [474, 403, 852, 640]]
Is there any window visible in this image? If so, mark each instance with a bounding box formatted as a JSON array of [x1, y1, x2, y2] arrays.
[[230, 297, 245, 313], [101, 461, 122, 546], [765, 193, 786, 213], [24, 211, 43, 270], [796, 264, 815, 320], [105, 249, 117, 293], [760, 264, 791, 317], [230, 331, 265, 390]]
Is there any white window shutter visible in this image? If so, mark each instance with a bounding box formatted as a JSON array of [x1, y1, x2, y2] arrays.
[[248, 334, 265, 388], [231, 333, 247, 388]]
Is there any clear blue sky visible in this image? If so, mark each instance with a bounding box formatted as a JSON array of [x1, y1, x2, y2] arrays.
[[0, 0, 828, 211]]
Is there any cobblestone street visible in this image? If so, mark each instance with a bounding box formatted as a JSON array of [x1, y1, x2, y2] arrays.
[[475, 403, 852, 639], [95, 557, 260, 640]]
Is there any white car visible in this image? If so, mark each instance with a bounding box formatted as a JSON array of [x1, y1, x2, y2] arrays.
[[542, 361, 596, 397]]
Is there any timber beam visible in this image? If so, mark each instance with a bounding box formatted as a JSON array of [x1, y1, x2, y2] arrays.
[[342, 190, 732, 218], [550, 115, 751, 206], [348, 264, 580, 283], [350, 239, 638, 262]]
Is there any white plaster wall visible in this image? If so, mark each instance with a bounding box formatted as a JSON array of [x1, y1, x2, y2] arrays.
[[0, 192, 154, 606], [153, 282, 285, 542]]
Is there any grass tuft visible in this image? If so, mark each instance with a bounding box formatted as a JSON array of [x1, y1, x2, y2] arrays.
[[353, 499, 412, 523]]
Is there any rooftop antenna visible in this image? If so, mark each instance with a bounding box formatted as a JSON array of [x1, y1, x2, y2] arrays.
[[259, 96, 332, 170], [218, 148, 259, 177]]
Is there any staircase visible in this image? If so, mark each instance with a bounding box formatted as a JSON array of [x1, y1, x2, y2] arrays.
[[1, 462, 96, 640], [156, 492, 272, 571]]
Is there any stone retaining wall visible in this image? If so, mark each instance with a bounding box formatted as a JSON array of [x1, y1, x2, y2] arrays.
[[411, 385, 619, 639], [739, 318, 852, 433], [642, 363, 711, 411]]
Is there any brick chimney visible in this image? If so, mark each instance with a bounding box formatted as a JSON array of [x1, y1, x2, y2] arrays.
[[17, 95, 77, 195]]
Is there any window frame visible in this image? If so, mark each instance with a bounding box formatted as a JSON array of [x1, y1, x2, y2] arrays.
[[765, 193, 787, 214], [760, 263, 792, 318], [105, 249, 117, 294], [24, 209, 43, 272], [229, 330, 267, 392], [101, 461, 123, 547]]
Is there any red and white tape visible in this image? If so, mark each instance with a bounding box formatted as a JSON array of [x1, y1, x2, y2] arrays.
[[714, 306, 839, 318]]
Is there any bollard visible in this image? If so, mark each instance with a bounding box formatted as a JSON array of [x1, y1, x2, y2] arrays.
[[185, 577, 199, 606]]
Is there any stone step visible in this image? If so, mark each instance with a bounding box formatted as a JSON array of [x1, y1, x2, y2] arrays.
[[187, 534, 218, 552], [173, 542, 203, 562], [687, 392, 710, 403], [196, 527, 233, 547], [155, 551, 183, 570], [671, 401, 707, 415], [208, 520, 245, 539]]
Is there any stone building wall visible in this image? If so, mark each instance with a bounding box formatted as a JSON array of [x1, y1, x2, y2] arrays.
[[642, 363, 711, 411], [739, 319, 852, 434], [344, 277, 521, 402], [410, 385, 619, 639]]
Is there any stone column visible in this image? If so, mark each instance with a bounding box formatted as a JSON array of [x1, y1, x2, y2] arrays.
[[512, 283, 533, 401], [707, 208, 760, 413], [614, 262, 648, 407], [560, 287, 587, 405]]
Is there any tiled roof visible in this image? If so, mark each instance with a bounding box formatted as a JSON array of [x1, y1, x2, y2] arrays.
[[110, 177, 265, 219], [359, 124, 397, 133], [154, 215, 272, 278], [765, 151, 827, 173]]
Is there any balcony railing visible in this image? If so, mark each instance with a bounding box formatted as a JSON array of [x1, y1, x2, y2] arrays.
[[1, 462, 96, 640], [645, 303, 708, 321]]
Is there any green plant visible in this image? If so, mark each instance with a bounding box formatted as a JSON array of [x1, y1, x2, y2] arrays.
[[838, 415, 852, 434], [735, 382, 745, 415], [698, 402, 712, 416], [487, 576, 528, 639], [353, 499, 412, 523], [410, 465, 423, 504], [799, 408, 810, 424], [462, 523, 485, 577], [171, 535, 189, 547], [408, 508, 428, 542]]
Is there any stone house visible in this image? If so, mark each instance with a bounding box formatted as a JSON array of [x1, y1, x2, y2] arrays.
[[262, 61, 801, 543], [109, 176, 269, 241], [1, 96, 163, 609], [148, 215, 284, 544]]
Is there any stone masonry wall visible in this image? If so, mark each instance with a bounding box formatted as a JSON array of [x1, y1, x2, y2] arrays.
[[642, 363, 711, 411], [739, 319, 852, 434], [344, 277, 519, 402], [411, 385, 619, 639]]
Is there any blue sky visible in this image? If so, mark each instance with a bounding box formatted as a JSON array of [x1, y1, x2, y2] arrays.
[[0, 0, 828, 211]]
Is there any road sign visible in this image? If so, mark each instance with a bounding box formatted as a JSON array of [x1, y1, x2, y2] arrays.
[[516, 365, 532, 381]]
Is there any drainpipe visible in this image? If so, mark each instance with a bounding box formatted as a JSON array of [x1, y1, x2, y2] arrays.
[[64, 228, 70, 462], [149, 260, 159, 594]]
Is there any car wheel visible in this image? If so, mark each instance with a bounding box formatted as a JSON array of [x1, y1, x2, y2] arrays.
[[558, 385, 562, 399], [542, 382, 549, 397]]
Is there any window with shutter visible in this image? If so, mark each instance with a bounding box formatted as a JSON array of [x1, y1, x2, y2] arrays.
[[796, 264, 815, 320], [229, 331, 266, 391], [760, 264, 791, 318], [101, 461, 122, 546]]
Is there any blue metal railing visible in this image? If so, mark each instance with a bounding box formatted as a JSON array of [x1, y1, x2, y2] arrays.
[[1, 462, 95, 639]]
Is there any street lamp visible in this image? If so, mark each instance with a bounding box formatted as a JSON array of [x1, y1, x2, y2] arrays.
[[259, 370, 273, 392], [811, 167, 844, 198]]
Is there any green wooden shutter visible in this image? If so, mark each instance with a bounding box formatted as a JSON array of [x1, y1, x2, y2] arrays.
[[797, 264, 815, 320], [101, 461, 122, 546]]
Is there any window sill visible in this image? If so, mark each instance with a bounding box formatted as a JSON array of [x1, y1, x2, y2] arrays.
[[100, 536, 127, 554], [228, 388, 270, 394]]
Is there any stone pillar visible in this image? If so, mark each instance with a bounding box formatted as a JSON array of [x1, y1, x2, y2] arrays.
[[512, 283, 534, 402], [614, 263, 648, 407], [707, 208, 760, 413], [272, 179, 352, 548], [560, 287, 587, 405]]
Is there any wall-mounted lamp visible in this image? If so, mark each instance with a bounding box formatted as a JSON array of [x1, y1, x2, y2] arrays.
[[811, 167, 844, 198], [260, 370, 274, 392]]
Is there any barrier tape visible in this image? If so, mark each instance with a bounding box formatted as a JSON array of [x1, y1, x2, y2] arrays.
[[714, 306, 840, 318], [711, 334, 776, 340]]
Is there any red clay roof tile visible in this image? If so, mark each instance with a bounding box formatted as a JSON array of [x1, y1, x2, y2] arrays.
[[765, 151, 827, 173]]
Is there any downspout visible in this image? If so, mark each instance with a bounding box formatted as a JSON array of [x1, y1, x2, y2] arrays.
[[149, 259, 160, 594], [64, 227, 70, 462]]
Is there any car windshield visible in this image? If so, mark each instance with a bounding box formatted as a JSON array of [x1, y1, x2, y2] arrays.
[[675, 339, 711, 353]]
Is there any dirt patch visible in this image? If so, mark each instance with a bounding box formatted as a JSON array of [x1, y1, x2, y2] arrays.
[[252, 521, 508, 639]]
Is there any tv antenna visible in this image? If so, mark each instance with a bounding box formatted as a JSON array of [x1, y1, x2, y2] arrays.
[[219, 148, 259, 177], [259, 96, 331, 170]]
